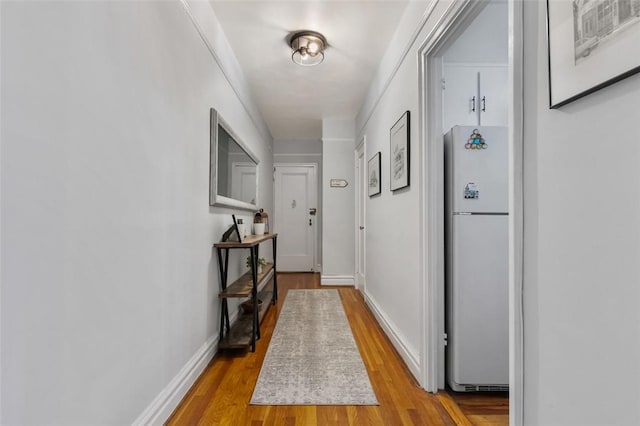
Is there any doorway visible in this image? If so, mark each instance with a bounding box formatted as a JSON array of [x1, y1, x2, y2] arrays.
[[355, 138, 366, 292], [418, 0, 523, 423], [274, 164, 318, 272]]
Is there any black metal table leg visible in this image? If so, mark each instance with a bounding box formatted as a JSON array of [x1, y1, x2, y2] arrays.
[[272, 235, 278, 304], [217, 248, 231, 347]]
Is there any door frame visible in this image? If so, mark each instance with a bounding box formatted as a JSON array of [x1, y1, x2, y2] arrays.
[[273, 163, 319, 272], [354, 137, 367, 293], [417, 1, 524, 424]]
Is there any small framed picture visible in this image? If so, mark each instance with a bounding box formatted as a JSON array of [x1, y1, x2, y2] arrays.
[[368, 152, 381, 197], [547, 0, 640, 108], [390, 111, 410, 191]]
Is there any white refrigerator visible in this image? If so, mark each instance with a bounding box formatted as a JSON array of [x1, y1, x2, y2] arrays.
[[444, 125, 509, 392]]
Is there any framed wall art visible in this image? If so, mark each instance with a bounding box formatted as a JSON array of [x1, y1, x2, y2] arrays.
[[368, 152, 381, 197], [547, 0, 640, 108], [390, 110, 410, 191]]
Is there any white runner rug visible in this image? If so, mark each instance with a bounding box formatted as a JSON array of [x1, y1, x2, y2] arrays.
[[250, 289, 378, 405]]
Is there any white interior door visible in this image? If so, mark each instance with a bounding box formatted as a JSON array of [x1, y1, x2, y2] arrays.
[[355, 142, 366, 291], [274, 165, 317, 271]]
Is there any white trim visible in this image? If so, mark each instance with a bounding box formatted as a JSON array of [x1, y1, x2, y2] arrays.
[[365, 291, 421, 380], [274, 153, 322, 158], [132, 308, 239, 425], [132, 336, 218, 425], [418, 0, 476, 393], [179, 0, 272, 144], [320, 275, 354, 286], [274, 163, 320, 168], [354, 137, 367, 294], [357, 1, 440, 135], [508, 0, 525, 424], [273, 138, 322, 144], [321, 137, 354, 144], [442, 61, 509, 67], [0, 1, 3, 418]]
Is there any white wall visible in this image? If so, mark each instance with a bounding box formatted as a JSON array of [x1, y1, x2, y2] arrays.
[[0, 1, 272, 424], [442, 1, 508, 64], [523, 1, 640, 424], [321, 119, 355, 284], [274, 139, 323, 270], [355, 0, 453, 380]]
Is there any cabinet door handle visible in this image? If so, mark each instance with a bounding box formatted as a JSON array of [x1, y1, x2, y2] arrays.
[[481, 96, 486, 112], [471, 96, 476, 112]]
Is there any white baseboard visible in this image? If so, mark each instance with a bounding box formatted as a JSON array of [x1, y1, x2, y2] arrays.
[[320, 275, 354, 286], [132, 335, 217, 425], [364, 291, 421, 381], [133, 307, 240, 425]]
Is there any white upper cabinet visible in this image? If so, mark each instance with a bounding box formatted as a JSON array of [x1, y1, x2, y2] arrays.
[[477, 65, 508, 127], [442, 63, 508, 133]]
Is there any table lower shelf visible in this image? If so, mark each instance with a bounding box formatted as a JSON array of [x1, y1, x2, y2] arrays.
[[218, 290, 274, 350]]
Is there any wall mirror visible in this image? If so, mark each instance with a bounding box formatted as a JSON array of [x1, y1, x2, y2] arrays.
[[210, 108, 259, 210]]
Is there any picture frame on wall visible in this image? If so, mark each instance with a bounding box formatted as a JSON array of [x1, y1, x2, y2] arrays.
[[390, 110, 410, 191], [368, 152, 381, 197], [547, 0, 640, 108]]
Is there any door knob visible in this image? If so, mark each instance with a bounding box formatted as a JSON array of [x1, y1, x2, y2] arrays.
[[359, 226, 365, 230]]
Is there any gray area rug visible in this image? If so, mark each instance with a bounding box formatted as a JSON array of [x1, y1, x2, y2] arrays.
[[250, 289, 379, 405]]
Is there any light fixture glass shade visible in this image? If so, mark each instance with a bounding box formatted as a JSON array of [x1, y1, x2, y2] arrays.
[[289, 31, 327, 67]]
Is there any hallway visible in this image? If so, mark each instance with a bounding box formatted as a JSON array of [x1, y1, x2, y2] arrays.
[[167, 273, 508, 425]]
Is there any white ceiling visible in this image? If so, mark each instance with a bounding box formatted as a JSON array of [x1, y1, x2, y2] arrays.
[[209, 0, 410, 141]]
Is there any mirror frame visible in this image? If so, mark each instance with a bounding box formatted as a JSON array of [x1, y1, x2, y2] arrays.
[[209, 108, 259, 210]]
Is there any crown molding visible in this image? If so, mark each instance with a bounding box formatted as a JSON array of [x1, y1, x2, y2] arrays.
[[179, 0, 273, 145]]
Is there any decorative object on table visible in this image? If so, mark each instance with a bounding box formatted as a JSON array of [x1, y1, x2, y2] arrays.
[[246, 256, 267, 273], [547, 0, 640, 108], [236, 218, 246, 239], [250, 289, 378, 405], [254, 209, 269, 233], [209, 107, 260, 210], [367, 152, 381, 197], [221, 214, 242, 242], [390, 110, 410, 191], [240, 299, 263, 314], [253, 222, 265, 235]]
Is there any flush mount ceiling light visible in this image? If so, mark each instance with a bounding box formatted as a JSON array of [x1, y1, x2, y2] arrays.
[[289, 30, 327, 66]]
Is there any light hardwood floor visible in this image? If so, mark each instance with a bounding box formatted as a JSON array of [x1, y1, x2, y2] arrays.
[[167, 273, 508, 425]]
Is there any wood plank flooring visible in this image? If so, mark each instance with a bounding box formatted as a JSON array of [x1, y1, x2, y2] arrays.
[[167, 273, 508, 425]]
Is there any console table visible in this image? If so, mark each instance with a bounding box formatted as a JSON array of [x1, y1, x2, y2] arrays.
[[214, 233, 278, 352]]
